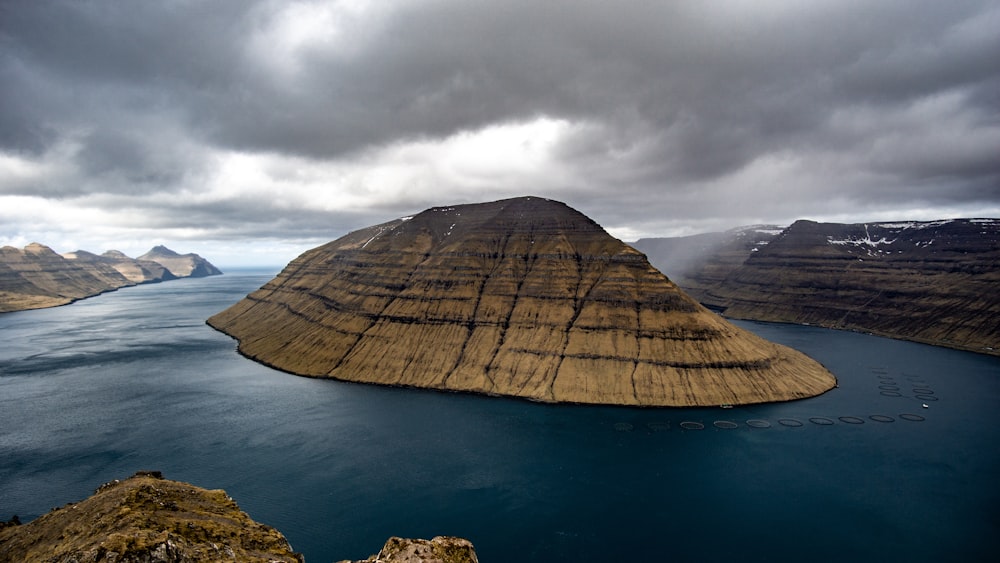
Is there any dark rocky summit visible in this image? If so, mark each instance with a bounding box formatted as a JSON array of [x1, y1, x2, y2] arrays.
[[0, 471, 471, 563], [634, 219, 1000, 356], [0, 244, 221, 313], [209, 196, 835, 406]]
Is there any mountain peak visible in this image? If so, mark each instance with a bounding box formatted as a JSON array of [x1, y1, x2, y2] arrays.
[[144, 245, 181, 257]]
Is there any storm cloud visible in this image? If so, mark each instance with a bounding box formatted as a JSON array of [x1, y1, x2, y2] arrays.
[[1, 0, 998, 265]]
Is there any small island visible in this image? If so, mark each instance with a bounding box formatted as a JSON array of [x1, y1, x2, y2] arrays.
[[0, 244, 222, 313], [209, 196, 836, 407]]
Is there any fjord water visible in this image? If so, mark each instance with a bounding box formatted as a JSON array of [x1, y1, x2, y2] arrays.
[[1, 272, 997, 562]]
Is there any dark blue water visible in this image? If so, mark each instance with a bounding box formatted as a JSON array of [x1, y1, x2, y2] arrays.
[[1, 271, 998, 562]]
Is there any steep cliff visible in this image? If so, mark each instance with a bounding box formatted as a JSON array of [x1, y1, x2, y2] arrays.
[[209, 196, 835, 407], [639, 219, 1000, 356], [0, 471, 303, 562]]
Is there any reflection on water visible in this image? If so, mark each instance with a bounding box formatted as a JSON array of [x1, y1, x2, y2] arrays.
[[1, 272, 998, 562]]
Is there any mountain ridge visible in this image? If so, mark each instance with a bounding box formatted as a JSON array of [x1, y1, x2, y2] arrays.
[[633, 218, 1000, 356], [0, 244, 222, 313]]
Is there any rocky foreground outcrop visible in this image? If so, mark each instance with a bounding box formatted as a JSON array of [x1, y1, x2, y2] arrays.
[[0, 472, 473, 563], [635, 219, 1000, 356], [209, 196, 835, 406], [0, 244, 221, 313], [0, 471, 303, 562]]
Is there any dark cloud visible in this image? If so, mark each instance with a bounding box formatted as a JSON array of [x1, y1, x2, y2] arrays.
[[0, 0, 998, 264]]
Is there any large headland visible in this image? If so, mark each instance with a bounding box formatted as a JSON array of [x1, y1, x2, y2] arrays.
[[0, 243, 222, 313], [633, 218, 1000, 357], [209, 196, 836, 407]]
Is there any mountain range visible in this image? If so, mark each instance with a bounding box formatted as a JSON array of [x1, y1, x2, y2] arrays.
[[633, 218, 1000, 356], [0, 244, 222, 313]]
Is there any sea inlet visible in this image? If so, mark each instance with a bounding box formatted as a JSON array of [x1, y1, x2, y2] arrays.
[[1, 271, 997, 562]]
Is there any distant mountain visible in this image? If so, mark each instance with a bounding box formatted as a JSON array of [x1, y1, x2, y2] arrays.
[[0, 244, 221, 313], [0, 243, 129, 312], [138, 245, 223, 278], [209, 196, 835, 407], [63, 249, 177, 284], [634, 219, 1000, 356]]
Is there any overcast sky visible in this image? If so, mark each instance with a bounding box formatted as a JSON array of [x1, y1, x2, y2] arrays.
[[1, 0, 998, 267]]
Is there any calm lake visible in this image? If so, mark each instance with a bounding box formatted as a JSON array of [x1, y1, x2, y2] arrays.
[[1, 271, 998, 562]]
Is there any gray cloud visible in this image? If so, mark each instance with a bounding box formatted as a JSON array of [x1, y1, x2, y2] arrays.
[[1, 0, 998, 265]]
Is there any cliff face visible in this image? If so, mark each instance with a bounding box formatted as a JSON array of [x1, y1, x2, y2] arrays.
[[0, 471, 303, 563], [209, 196, 835, 407], [639, 219, 1000, 356], [0, 244, 221, 313]]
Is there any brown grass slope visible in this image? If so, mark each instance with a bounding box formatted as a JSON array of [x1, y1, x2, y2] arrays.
[[209, 197, 834, 407], [0, 471, 302, 562]]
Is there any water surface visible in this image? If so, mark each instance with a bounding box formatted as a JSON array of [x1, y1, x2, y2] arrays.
[[1, 272, 997, 562]]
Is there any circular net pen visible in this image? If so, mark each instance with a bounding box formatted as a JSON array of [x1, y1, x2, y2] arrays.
[[809, 417, 835, 425], [777, 418, 804, 427]]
